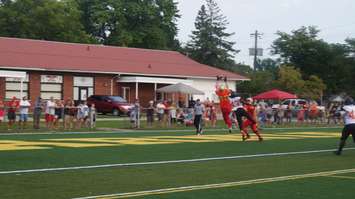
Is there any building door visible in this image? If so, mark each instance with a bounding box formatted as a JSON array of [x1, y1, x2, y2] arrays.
[[79, 87, 88, 102], [122, 87, 131, 103]]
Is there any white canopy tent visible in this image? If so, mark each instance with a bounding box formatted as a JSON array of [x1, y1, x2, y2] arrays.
[[0, 70, 27, 99]]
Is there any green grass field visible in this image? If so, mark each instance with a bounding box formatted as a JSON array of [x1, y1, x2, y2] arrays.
[[0, 127, 354, 199]]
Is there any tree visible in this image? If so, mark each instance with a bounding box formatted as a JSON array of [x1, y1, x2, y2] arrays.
[[0, 0, 94, 43], [302, 75, 326, 100], [271, 26, 354, 96], [76, 0, 180, 50], [237, 70, 276, 96], [185, 0, 238, 69], [274, 65, 305, 95]]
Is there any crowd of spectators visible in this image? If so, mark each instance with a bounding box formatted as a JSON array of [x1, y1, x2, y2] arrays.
[[0, 96, 96, 130]]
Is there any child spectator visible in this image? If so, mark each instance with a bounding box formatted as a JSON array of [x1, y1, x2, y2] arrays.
[[209, 101, 217, 128], [7, 96, 19, 130], [19, 96, 31, 129], [176, 109, 185, 125], [89, 103, 97, 129], [33, 97, 43, 129], [170, 102, 177, 125]]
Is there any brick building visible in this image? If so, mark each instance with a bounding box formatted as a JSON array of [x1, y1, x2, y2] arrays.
[[0, 37, 248, 107]]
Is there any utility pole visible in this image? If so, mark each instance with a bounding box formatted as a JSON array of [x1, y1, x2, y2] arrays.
[[250, 30, 263, 71]]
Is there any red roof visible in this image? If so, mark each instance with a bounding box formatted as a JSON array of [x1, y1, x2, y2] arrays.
[[0, 37, 248, 80], [253, 89, 298, 100]]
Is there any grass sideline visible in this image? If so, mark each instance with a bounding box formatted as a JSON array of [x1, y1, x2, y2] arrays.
[[0, 118, 343, 134], [0, 127, 354, 199]]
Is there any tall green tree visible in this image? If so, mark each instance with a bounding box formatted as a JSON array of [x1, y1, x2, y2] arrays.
[[76, 0, 180, 50], [271, 26, 354, 96], [186, 0, 238, 69], [0, 0, 93, 43]]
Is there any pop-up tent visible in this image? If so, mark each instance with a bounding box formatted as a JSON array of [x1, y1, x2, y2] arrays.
[[156, 83, 204, 95], [253, 89, 297, 100]]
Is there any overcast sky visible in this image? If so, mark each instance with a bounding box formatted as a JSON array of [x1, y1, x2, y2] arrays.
[[176, 0, 355, 66]]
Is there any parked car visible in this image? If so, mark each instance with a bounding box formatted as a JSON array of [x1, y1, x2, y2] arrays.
[[87, 95, 133, 116], [272, 99, 307, 109]]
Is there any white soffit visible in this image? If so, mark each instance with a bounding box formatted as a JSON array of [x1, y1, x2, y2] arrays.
[[0, 70, 26, 78], [118, 76, 193, 85]]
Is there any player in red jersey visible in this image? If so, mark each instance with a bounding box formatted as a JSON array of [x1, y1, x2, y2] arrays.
[[215, 75, 233, 133], [243, 98, 263, 141]]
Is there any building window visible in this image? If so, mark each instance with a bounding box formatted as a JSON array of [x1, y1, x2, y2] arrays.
[[73, 76, 94, 101], [121, 87, 131, 103], [40, 75, 63, 100], [5, 75, 29, 99]]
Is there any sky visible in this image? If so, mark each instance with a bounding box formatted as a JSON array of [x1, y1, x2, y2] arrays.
[[175, 0, 355, 66]]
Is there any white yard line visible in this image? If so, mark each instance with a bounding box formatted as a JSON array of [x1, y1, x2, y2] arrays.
[[72, 168, 355, 199], [1, 147, 354, 175]]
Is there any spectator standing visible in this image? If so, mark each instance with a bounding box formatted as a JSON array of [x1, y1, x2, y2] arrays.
[[7, 97, 18, 130], [76, 101, 86, 128], [170, 102, 177, 125], [64, 99, 76, 130], [54, 100, 64, 129], [82, 101, 89, 128], [0, 100, 5, 125], [266, 105, 273, 125], [156, 101, 165, 125], [89, 103, 97, 129], [146, 100, 155, 127], [296, 105, 305, 124], [285, 104, 292, 123], [130, 99, 140, 128], [45, 97, 56, 129], [194, 99, 205, 135], [19, 96, 31, 129], [210, 101, 217, 128], [33, 97, 43, 129], [309, 102, 318, 124]]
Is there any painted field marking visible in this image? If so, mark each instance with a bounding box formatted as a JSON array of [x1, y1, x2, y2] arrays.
[[0, 131, 340, 151], [1, 147, 354, 175], [326, 175, 355, 180], [72, 168, 355, 199]]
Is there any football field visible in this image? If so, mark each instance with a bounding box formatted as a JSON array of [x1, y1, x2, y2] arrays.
[[0, 127, 355, 199]]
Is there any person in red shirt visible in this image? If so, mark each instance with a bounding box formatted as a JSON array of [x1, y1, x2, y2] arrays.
[[243, 98, 263, 141], [215, 75, 233, 133]]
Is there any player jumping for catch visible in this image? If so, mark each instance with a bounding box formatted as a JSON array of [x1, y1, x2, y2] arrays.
[[215, 75, 233, 133]]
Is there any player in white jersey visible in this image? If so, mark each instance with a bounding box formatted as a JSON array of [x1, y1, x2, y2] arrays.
[[334, 99, 355, 155]]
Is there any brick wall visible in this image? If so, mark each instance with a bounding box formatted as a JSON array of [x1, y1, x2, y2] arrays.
[[0, 77, 5, 100], [29, 72, 41, 103], [94, 75, 114, 95], [63, 74, 73, 100]]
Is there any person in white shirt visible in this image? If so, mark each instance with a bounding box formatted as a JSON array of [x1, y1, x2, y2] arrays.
[[334, 99, 355, 155], [45, 97, 56, 129], [19, 96, 31, 129]]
